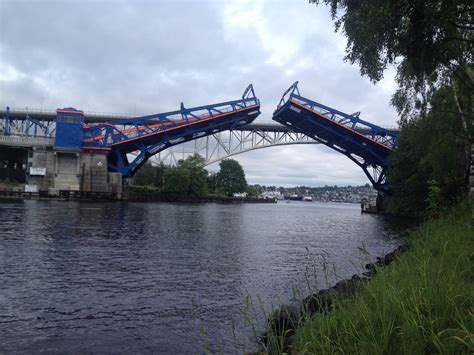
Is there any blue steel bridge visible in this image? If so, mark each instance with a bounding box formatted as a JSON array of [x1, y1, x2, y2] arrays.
[[273, 82, 397, 192], [1, 83, 398, 191]]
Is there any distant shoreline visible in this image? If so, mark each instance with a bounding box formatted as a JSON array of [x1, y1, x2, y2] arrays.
[[124, 192, 277, 204]]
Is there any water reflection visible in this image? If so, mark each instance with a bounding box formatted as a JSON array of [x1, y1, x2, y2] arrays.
[[0, 200, 407, 353]]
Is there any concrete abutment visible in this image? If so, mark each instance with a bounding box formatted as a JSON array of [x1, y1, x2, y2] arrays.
[[1, 145, 122, 199]]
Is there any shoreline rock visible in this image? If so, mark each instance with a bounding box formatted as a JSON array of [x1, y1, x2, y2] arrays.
[[260, 243, 408, 353]]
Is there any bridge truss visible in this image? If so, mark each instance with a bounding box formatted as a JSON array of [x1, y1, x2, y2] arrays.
[[2, 82, 399, 190], [1, 107, 55, 138], [151, 123, 318, 166]]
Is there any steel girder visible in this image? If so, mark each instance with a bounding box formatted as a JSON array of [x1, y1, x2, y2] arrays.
[[1, 107, 56, 138], [83, 84, 260, 177], [149, 125, 318, 166], [272, 82, 398, 192]]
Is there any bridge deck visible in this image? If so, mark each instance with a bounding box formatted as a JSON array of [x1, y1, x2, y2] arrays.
[[272, 82, 398, 191], [0, 135, 54, 147], [1, 108, 397, 135]]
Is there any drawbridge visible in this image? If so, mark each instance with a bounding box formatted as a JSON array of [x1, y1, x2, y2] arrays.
[[272, 82, 397, 192], [78, 85, 259, 177], [1, 82, 398, 191]]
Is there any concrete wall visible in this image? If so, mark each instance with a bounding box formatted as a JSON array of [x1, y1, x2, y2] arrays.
[[27, 148, 55, 189], [79, 153, 109, 192], [55, 152, 81, 190], [26, 147, 117, 195]]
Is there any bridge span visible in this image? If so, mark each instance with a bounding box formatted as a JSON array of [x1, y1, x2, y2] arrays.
[[1, 83, 398, 197], [1, 109, 396, 168]]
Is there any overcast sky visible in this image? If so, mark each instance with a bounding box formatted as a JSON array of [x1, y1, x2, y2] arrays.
[[0, 0, 398, 187]]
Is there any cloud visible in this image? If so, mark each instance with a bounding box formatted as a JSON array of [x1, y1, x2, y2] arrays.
[[0, 0, 399, 187]]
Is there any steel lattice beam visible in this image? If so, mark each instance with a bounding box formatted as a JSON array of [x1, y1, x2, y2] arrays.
[[145, 125, 318, 166]]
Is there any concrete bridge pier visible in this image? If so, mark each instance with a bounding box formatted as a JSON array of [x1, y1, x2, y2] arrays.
[[26, 147, 122, 198]]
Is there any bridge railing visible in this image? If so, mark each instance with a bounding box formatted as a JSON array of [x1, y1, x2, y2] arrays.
[[82, 84, 260, 149]]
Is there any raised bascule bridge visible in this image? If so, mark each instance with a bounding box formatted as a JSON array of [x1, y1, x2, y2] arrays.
[[0, 83, 398, 198], [273, 82, 398, 193]]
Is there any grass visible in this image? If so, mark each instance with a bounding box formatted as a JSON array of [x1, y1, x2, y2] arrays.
[[291, 207, 473, 354]]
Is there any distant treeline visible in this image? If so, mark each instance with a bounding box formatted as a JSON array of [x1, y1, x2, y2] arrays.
[[130, 154, 249, 197]]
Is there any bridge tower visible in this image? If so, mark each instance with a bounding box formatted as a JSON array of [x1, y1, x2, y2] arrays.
[[25, 107, 116, 196]]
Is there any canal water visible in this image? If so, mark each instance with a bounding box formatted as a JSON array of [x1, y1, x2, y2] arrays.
[[0, 200, 405, 353]]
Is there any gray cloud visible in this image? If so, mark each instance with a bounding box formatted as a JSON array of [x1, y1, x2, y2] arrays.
[[0, 0, 398, 187]]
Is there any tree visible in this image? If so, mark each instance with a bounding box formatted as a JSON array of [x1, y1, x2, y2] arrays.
[[311, 0, 473, 202], [179, 154, 208, 196], [246, 184, 258, 197], [216, 159, 248, 195], [162, 165, 190, 195], [162, 154, 208, 196], [387, 84, 469, 215], [311, 0, 473, 119], [133, 161, 167, 188], [133, 162, 155, 186]]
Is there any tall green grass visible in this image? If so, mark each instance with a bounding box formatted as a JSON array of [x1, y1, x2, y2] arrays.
[[293, 208, 473, 354]]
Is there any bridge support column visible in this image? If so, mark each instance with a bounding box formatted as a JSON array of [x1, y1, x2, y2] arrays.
[[26, 147, 122, 198]]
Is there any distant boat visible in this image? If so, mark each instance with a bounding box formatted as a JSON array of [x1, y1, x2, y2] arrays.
[[303, 196, 313, 202], [285, 193, 303, 201]]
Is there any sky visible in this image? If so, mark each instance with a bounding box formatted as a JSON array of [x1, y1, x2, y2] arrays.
[[0, 0, 399, 187]]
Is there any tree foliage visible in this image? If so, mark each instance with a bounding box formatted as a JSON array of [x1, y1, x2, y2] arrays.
[[132, 156, 253, 197], [311, 0, 473, 121], [312, 0, 473, 213], [216, 159, 248, 195], [133, 161, 166, 188], [162, 154, 208, 196], [132, 154, 209, 196], [387, 85, 471, 215]]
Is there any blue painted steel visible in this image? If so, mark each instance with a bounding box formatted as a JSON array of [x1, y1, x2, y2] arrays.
[[54, 108, 84, 149], [272, 82, 398, 192], [83, 84, 260, 177], [1, 108, 56, 138]]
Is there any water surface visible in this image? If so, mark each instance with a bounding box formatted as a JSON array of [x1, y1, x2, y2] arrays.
[[0, 200, 405, 353]]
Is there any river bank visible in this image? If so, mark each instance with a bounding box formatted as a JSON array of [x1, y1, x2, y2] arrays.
[[0, 187, 276, 204], [261, 206, 473, 354], [123, 191, 276, 203]]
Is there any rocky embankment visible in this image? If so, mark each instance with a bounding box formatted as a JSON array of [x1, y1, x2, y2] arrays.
[[260, 244, 408, 353]]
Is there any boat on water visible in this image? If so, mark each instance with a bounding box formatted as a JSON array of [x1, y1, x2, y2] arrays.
[[284, 193, 303, 201], [303, 196, 313, 202]]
